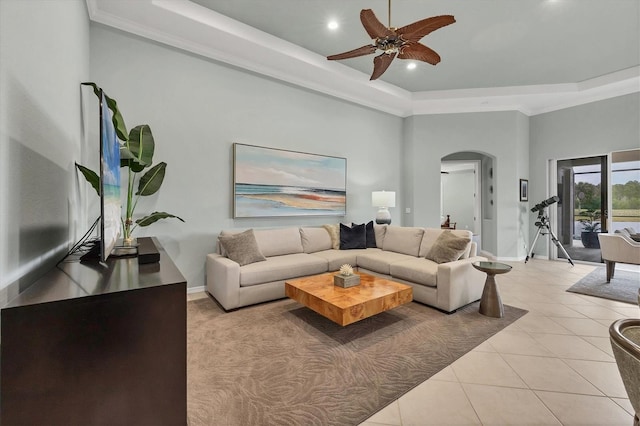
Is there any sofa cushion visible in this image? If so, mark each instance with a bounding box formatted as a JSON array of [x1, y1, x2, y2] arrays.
[[382, 226, 425, 256], [311, 248, 377, 271], [239, 253, 327, 287], [357, 250, 417, 275], [218, 229, 267, 266], [425, 231, 471, 264], [300, 227, 333, 253], [323, 224, 340, 249], [253, 228, 304, 257], [340, 223, 366, 249], [390, 258, 439, 288], [374, 224, 387, 248]]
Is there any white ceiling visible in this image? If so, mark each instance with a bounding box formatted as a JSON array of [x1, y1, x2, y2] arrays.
[[87, 0, 640, 117]]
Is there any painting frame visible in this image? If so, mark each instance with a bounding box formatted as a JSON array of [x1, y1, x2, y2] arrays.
[[519, 179, 529, 202], [233, 143, 347, 218]]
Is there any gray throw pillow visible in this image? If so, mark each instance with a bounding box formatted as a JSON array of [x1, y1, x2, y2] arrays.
[[218, 229, 266, 266], [425, 231, 471, 264]]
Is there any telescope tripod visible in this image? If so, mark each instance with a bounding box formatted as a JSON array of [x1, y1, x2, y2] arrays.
[[525, 214, 574, 266]]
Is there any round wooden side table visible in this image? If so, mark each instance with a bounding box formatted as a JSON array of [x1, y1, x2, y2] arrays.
[[472, 261, 512, 318]]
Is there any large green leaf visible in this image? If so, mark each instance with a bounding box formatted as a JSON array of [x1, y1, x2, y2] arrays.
[[135, 211, 185, 227], [81, 82, 128, 141], [75, 163, 100, 196], [122, 125, 154, 172], [136, 162, 166, 196], [119, 145, 135, 160]]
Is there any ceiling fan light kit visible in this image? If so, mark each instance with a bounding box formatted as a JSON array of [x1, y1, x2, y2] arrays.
[[327, 1, 455, 80]]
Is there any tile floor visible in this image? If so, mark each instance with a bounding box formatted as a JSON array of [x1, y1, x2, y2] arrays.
[[188, 259, 639, 425], [361, 260, 638, 426]]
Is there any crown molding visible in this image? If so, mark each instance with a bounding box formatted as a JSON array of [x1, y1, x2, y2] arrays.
[[87, 0, 639, 118]]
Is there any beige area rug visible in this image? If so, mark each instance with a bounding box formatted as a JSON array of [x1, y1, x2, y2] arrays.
[[187, 297, 527, 426], [567, 267, 640, 304]]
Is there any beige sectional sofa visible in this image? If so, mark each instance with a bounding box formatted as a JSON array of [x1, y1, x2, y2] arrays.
[[206, 225, 488, 313]]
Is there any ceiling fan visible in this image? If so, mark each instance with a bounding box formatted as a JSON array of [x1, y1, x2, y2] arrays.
[[326, 1, 455, 80]]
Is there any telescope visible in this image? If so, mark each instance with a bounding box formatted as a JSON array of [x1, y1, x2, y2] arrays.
[[526, 194, 573, 266], [531, 195, 559, 213]]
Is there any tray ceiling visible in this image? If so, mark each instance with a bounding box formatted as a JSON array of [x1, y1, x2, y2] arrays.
[[87, 0, 640, 116]]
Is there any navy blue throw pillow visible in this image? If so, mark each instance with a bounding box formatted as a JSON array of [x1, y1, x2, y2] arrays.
[[365, 221, 377, 248], [354, 221, 377, 248], [340, 223, 366, 249]]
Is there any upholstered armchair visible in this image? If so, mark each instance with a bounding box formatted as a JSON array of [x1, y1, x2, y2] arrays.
[[610, 319, 640, 426], [597, 233, 640, 283]]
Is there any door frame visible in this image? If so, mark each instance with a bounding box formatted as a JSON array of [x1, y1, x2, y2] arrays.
[[550, 154, 609, 262]]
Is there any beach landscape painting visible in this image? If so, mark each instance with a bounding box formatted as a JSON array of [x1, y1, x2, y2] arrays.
[[233, 144, 346, 218]]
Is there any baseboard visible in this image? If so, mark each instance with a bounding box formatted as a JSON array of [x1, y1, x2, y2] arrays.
[[187, 285, 205, 294], [496, 256, 529, 262]]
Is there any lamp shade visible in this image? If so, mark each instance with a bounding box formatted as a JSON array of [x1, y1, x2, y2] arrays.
[[371, 191, 396, 208]]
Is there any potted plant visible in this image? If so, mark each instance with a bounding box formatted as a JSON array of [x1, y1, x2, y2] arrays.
[[578, 209, 601, 249], [76, 83, 183, 245]]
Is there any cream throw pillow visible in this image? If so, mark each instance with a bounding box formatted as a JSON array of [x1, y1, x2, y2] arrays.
[[218, 229, 267, 266], [425, 231, 470, 264], [323, 224, 340, 249]]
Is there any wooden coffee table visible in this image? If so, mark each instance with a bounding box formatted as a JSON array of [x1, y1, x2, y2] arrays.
[[285, 272, 413, 326]]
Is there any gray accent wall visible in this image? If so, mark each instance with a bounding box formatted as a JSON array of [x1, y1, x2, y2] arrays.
[[403, 111, 530, 259], [0, 0, 90, 304], [529, 93, 640, 257], [89, 24, 404, 289]]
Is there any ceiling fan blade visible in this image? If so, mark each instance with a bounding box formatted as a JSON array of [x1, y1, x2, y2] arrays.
[[370, 52, 397, 80], [360, 9, 394, 39], [397, 15, 455, 43], [398, 42, 442, 65], [327, 44, 377, 61]]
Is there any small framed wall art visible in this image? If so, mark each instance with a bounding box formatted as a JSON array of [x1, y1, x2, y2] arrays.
[[519, 179, 529, 202]]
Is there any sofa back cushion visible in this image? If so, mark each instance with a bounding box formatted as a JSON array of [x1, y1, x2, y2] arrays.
[[382, 226, 424, 256], [419, 228, 473, 259], [300, 227, 333, 253], [253, 228, 304, 257]]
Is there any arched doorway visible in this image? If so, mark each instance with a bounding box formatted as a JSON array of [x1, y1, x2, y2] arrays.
[[441, 151, 496, 257]]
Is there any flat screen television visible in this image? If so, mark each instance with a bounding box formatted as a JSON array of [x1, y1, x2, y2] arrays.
[[98, 90, 121, 262]]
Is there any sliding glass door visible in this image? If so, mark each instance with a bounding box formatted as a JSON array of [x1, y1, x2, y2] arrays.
[[556, 156, 608, 263]]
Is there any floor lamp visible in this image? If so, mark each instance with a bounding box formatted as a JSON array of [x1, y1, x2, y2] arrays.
[[372, 191, 395, 224]]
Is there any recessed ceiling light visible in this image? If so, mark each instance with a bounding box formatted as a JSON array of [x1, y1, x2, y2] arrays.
[[327, 20, 339, 30], [406, 62, 417, 70]]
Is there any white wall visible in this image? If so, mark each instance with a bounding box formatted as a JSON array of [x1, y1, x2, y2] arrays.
[[0, 0, 90, 304], [89, 25, 404, 289], [403, 111, 530, 259], [529, 93, 640, 257]]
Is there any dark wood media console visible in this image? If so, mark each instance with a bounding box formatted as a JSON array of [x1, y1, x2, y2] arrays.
[[1, 238, 187, 425]]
